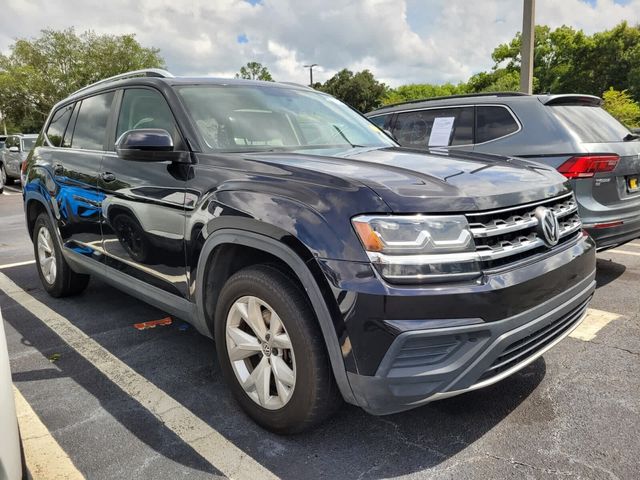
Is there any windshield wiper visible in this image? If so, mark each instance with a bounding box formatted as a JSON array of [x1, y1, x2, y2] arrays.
[[623, 133, 640, 141], [332, 125, 364, 148]]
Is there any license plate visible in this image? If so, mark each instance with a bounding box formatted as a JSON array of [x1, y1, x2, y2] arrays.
[[629, 176, 639, 192]]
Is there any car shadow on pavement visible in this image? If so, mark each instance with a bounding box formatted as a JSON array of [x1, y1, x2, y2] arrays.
[[595, 257, 626, 289], [1, 267, 546, 479]]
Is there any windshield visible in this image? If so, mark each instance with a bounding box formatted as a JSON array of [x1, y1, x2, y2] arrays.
[[176, 85, 394, 152], [22, 138, 36, 151], [550, 105, 631, 143]]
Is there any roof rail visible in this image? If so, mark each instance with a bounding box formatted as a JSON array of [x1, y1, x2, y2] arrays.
[[377, 91, 530, 110], [72, 68, 174, 95]]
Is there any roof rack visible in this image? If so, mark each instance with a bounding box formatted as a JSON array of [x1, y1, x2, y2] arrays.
[[378, 91, 530, 110], [72, 68, 174, 95]]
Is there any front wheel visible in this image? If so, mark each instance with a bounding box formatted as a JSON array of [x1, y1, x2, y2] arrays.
[[33, 213, 90, 297], [214, 265, 341, 434]]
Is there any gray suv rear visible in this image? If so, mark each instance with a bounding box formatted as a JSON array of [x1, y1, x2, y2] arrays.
[[367, 93, 640, 250]]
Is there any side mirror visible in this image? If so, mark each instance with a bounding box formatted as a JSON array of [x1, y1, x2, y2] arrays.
[[116, 129, 190, 163], [9, 146, 19, 153]]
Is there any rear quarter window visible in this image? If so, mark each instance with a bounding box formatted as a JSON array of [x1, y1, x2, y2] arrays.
[[46, 104, 74, 147], [550, 105, 630, 143], [475, 106, 519, 143]]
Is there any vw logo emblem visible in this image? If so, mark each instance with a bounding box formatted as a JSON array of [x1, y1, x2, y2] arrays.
[[534, 206, 560, 247]]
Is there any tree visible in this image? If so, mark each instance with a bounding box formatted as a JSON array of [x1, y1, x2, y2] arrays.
[[319, 69, 387, 112], [383, 82, 469, 105], [602, 88, 640, 128], [236, 62, 273, 81], [0, 28, 164, 133]]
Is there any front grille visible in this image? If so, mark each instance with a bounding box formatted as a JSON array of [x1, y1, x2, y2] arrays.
[[466, 192, 582, 270], [477, 297, 590, 382]]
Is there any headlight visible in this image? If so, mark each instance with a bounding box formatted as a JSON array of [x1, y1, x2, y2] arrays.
[[352, 215, 481, 284]]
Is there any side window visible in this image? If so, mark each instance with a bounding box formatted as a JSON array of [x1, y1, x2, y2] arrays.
[[475, 106, 519, 143], [46, 104, 74, 147], [116, 88, 177, 143], [369, 114, 390, 129], [392, 107, 474, 148], [71, 92, 115, 150]]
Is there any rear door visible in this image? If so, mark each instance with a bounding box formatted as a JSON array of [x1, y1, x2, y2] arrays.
[[51, 92, 115, 258], [99, 87, 189, 298]]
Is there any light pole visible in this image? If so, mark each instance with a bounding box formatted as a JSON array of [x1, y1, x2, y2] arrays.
[[520, 0, 535, 94], [303, 64, 318, 87]]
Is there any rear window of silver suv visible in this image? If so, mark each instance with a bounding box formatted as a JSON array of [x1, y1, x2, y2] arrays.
[[550, 105, 630, 143]]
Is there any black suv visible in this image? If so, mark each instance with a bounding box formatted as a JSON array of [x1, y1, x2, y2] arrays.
[[367, 92, 640, 250], [23, 70, 596, 433]]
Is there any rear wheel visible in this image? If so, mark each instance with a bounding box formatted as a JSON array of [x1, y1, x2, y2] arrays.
[[33, 213, 90, 297], [214, 265, 341, 434]]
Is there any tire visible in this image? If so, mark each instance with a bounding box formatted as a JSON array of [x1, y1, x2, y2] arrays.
[[33, 213, 90, 297], [214, 264, 342, 434]]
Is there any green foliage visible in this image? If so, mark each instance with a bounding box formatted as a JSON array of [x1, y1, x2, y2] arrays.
[[318, 69, 387, 112], [0, 28, 164, 133], [236, 62, 274, 81], [382, 82, 469, 105], [602, 88, 640, 128], [487, 21, 640, 99]]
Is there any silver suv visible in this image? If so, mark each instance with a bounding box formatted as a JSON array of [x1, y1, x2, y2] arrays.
[[367, 93, 640, 250], [1, 134, 37, 191]]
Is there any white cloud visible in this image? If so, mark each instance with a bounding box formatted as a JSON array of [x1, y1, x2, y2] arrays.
[[0, 0, 639, 86]]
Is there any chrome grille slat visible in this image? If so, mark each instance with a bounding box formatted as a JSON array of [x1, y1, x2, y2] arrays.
[[466, 193, 582, 268]]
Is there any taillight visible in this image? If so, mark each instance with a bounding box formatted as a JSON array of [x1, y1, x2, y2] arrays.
[[557, 154, 619, 179], [21, 159, 28, 175]]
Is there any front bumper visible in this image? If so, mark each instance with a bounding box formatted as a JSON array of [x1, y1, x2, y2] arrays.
[[347, 272, 594, 415], [318, 232, 596, 415]]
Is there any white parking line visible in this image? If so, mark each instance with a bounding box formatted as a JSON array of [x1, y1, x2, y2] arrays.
[[0, 272, 278, 480], [14, 386, 85, 480], [570, 308, 622, 341], [607, 249, 640, 257], [0, 260, 36, 270]]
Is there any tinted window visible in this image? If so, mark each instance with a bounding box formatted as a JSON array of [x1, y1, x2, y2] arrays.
[[550, 105, 630, 143], [46, 104, 74, 147], [21, 138, 36, 151], [369, 114, 390, 129], [71, 92, 115, 150], [392, 107, 474, 148], [116, 88, 177, 144], [62, 104, 79, 148], [476, 106, 519, 143]]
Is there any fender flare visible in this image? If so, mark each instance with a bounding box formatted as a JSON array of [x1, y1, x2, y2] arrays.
[[195, 229, 356, 404]]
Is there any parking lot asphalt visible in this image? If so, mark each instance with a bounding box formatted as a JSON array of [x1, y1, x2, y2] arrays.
[[1, 186, 639, 480]]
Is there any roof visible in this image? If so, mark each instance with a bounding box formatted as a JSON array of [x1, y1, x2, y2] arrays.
[[367, 92, 603, 116]]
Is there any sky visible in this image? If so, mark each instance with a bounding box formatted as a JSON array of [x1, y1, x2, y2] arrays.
[[1, 0, 639, 87]]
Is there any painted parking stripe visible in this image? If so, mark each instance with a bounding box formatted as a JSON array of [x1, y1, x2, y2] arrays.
[[0, 260, 36, 270], [0, 272, 278, 480], [570, 308, 622, 341], [14, 386, 85, 480], [606, 249, 640, 257]]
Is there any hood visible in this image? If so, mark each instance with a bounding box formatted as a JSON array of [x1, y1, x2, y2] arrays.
[[242, 147, 569, 213]]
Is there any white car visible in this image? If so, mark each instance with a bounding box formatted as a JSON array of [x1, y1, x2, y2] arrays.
[[0, 308, 22, 480]]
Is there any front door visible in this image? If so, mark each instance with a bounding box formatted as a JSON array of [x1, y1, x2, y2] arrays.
[[99, 87, 189, 298]]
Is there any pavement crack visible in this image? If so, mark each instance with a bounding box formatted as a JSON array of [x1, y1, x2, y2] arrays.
[[483, 452, 577, 476], [589, 340, 640, 357]]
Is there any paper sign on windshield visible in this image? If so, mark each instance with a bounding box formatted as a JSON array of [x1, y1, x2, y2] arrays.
[[428, 116, 455, 147]]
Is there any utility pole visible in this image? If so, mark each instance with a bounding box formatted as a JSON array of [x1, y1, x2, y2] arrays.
[[520, 0, 535, 94], [303, 64, 318, 87]]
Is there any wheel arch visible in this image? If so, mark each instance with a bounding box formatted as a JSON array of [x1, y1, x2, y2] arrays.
[[195, 229, 356, 404]]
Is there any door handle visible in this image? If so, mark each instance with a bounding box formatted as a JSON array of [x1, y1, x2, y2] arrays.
[[100, 172, 117, 183], [53, 163, 63, 175]]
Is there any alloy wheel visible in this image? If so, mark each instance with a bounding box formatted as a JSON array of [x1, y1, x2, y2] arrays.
[[225, 295, 296, 410], [37, 226, 57, 284]]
